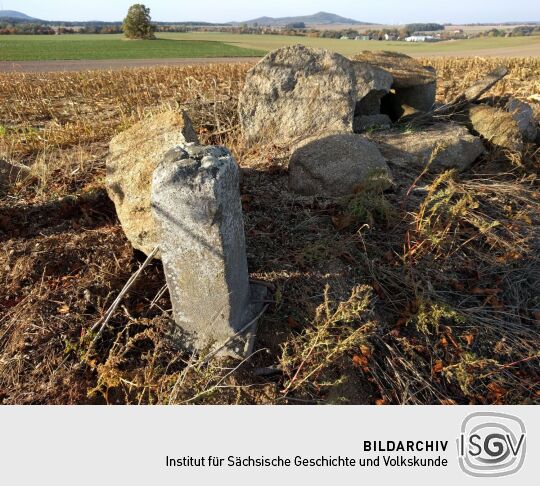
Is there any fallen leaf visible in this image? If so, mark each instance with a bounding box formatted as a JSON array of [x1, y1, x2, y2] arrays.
[[375, 398, 387, 405], [432, 360, 444, 373], [396, 317, 408, 327], [331, 213, 354, 230], [339, 251, 357, 264], [472, 287, 501, 296], [451, 280, 465, 291], [57, 304, 70, 315], [383, 251, 394, 263], [360, 344, 372, 357], [487, 382, 507, 401], [486, 295, 504, 310], [463, 333, 475, 346], [352, 354, 369, 371], [287, 316, 301, 329], [372, 281, 384, 298]]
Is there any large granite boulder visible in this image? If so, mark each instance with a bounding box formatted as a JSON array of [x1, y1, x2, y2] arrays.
[[106, 110, 199, 256], [288, 133, 391, 196], [367, 123, 485, 171], [469, 105, 523, 152], [238, 45, 357, 146]]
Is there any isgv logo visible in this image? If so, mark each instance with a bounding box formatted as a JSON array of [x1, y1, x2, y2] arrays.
[[457, 412, 526, 477]]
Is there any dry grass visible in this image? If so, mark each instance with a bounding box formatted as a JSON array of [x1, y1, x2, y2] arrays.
[[0, 58, 539, 404]]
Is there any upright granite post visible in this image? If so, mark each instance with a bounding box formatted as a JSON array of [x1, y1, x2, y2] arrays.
[[151, 144, 266, 358]]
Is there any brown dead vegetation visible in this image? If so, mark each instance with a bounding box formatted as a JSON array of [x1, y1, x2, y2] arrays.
[[0, 58, 539, 404]]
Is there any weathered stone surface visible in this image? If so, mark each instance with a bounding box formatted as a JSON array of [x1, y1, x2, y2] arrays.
[[469, 105, 523, 152], [151, 144, 265, 357], [0, 159, 31, 186], [352, 62, 393, 115], [368, 123, 485, 171], [106, 110, 199, 256], [506, 98, 537, 142], [238, 45, 357, 146], [463, 67, 508, 102], [353, 114, 392, 133], [353, 51, 436, 88], [288, 133, 391, 196], [393, 81, 437, 113]]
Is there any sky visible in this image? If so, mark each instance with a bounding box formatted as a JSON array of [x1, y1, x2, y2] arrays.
[[2, 0, 539, 24]]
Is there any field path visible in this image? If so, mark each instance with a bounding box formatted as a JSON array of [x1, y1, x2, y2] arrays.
[[0, 57, 262, 73]]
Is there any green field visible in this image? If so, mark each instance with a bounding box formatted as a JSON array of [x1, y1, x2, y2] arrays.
[[1, 32, 540, 62], [0, 34, 264, 61]]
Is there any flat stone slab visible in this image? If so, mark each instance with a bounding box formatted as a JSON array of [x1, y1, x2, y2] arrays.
[[463, 67, 508, 102], [353, 51, 436, 88], [368, 123, 485, 171]]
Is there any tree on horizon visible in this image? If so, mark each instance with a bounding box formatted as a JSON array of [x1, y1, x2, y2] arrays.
[[122, 4, 155, 40]]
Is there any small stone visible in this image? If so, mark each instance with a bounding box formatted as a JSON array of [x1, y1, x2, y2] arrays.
[[505, 98, 537, 143], [0, 159, 31, 186], [288, 133, 391, 196], [238, 45, 357, 146], [353, 114, 392, 133], [469, 105, 523, 152], [106, 110, 199, 256], [368, 123, 485, 171], [151, 144, 266, 357]]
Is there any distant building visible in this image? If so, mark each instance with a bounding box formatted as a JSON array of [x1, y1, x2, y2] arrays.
[[340, 35, 350, 40], [355, 35, 371, 41], [384, 33, 397, 41], [405, 35, 437, 42]]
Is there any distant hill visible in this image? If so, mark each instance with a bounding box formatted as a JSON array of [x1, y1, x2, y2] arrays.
[[234, 11, 374, 27], [0, 10, 39, 21]]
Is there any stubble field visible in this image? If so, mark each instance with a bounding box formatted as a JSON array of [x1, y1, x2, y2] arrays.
[[0, 57, 539, 405]]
